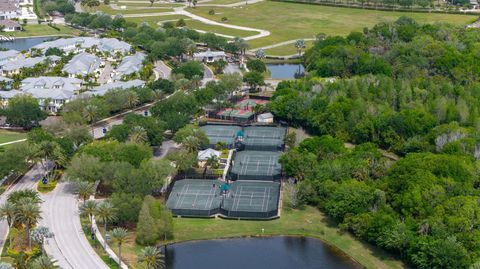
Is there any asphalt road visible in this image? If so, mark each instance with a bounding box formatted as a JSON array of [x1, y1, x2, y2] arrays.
[[39, 182, 109, 269], [0, 164, 43, 254]]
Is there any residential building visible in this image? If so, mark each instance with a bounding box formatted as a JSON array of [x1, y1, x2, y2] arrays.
[[0, 19, 21, 31], [193, 49, 226, 63], [32, 37, 131, 55], [0, 0, 19, 20], [112, 52, 145, 81], [20, 76, 83, 112], [0, 76, 13, 89], [99, 38, 131, 55], [0, 89, 20, 107], [0, 49, 21, 70], [86, 79, 145, 96], [1, 55, 60, 76], [62, 52, 102, 78]]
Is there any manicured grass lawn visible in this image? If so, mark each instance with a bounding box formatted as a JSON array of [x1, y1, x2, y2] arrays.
[[116, 1, 183, 7], [95, 4, 173, 15], [199, 0, 246, 5], [126, 15, 191, 26], [103, 206, 406, 269], [11, 24, 80, 37], [186, 1, 476, 49], [185, 19, 257, 37], [0, 130, 27, 145], [264, 40, 314, 56]]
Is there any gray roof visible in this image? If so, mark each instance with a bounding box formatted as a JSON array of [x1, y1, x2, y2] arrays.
[[87, 79, 145, 96], [21, 76, 83, 93], [2, 56, 58, 71], [0, 0, 18, 12], [62, 52, 101, 76], [0, 19, 21, 28], [0, 89, 21, 99], [100, 38, 131, 53], [0, 49, 20, 64], [258, 112, 273, 120], [193, 49, 226, 58], [0, 76, 13, 82], [32, 37, 131, 54], [115, 52, 146, 76]]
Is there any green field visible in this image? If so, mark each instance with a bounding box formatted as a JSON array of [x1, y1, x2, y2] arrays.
[[102, 206, 406, 269], [0, 130, 26, 145], [185, 19, 257, 37], [187, 1, 476, 49], [116, 1, 183, 7], [198, 0, 246, 5], [11, 24, 80, 37], [264, 40, 315, 56], [126, 15, 191, 26], [94, 4, 173, 15]]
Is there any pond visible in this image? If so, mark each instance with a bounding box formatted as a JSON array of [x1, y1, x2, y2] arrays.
[[0, 36, 57, 51], [165, 236, 362, 269], [266, 63, 305, 79]]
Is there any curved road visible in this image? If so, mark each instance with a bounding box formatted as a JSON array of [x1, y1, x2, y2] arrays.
[[39, 182, 109, 269]]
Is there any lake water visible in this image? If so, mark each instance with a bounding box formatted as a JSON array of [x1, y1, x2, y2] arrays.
[[165, 236, 362, 269], [267, 64, 305, 79], [0, 36, 56, 51]]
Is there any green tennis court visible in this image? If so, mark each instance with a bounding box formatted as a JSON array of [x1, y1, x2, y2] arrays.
[[200, 124, 242, 148], [243, 126, 286, 151], [229, 151, 282, 181]]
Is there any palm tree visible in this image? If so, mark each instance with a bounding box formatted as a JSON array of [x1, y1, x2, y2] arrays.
[[205, 155, 219, 175], [255, 49, 266, 59], [294, 39, 306, 56], [0, 202, 16, 247], [36, 141, 65, 180], [190, 75, 202, 89], [126, 91, 140, 109], [16, 201, 42, 250], [138, 246, 165, 269], [80, 200, 98, 235], [74, 181, 96, 205], [182, 136, 200, 153], [129, 126, 148, 144], [111, 227, 129, 266], [83, 104, 99, 136], [31, 226, 54, 255], [30, 255, 58, 269], [95, 201, 116, 247]]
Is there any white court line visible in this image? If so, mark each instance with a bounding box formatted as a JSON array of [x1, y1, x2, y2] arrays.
[[179, 184, 190, 208], [174, 183, 188, 208]]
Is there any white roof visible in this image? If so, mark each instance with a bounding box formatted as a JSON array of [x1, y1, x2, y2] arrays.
[[115, 52, 146, 76], [197, 148, 221, 161], [193, 49, 226, 58], [21, 76, 83, 93], [0, 89, 22, 99], [0, 49, 21, 63], [2, 56, 56, 71], [88, 79, 145, 96], [62, 52, 101, 76], [258, 112, 273, 120], [32, 37, 131, 54]]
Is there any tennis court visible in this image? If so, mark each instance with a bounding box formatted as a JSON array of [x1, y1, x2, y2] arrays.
[[201, 125, 242, 149], [221, 181, 280, 219], [166, 179, 223, 217], [243, 126, 286, 151], [229, 151, 282, 181], [167, 179, 281, 219]]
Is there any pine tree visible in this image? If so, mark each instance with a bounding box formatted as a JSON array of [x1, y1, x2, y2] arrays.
[[136, 197, 159, 245]]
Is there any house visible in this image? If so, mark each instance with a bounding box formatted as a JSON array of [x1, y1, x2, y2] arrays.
[[0, 89, 21, 107], [112, 52, 146, 81], [0, 76, 13, 89], [62, 52, 102, 78], [0, 49, 21, 70], [257, 112, 274, 123], [99, 38, 131, 55], [86, 79, 145, 96], [0, 19, 21, 31], [32, 37, 131, 55], [0, 0, 19, 20], [20, 76, 83, 112], [193, 49, 226, 63], [1, 55, 59, 76]]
